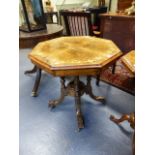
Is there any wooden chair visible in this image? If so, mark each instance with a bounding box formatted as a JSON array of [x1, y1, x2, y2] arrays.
[[59, 11, 100, 37]]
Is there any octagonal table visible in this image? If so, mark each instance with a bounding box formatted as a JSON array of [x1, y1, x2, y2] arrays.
[[28, 36, 122, 130]]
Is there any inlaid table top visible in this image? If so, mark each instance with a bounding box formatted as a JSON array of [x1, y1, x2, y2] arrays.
[[121, 50, 135, 74], [29, 36, 122, 76]]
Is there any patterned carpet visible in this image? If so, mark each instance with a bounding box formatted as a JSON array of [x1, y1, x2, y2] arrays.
[[100, 59, 135, 95]]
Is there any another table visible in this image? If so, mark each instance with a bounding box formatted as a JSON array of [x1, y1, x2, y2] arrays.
[[110, 50, 135, 154], [110, 50, 135, 123], [19, 24, 63, 48], [59, 6, 107, 31], [28, 36, 122, 130]]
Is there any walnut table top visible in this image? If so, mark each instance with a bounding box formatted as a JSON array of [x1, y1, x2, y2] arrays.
[[121, 50, 135, 75], [29, 36, 122, 76]]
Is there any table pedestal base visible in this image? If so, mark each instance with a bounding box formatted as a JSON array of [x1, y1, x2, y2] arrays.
[[49, 76, 105, 131]]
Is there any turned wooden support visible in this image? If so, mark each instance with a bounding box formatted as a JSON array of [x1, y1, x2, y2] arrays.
[[74, 76, 84, 130], [31, 68, 42, 97]]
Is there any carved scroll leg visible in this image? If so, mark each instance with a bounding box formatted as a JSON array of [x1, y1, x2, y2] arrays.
[[110, 114, 130, 124], [74, 76, 84, 131], [86, 76, 105, 103], [24, 65, 37, 74], [110, 114, 135, 155], [31, 68, 42, 97], [49, 77, 66, 109]]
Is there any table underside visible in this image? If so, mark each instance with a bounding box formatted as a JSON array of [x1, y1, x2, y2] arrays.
[[48, 76, 105, 130], [25, 66, 105, 131]]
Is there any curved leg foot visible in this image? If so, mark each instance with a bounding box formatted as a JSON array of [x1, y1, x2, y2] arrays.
[[86, 76, 105, 103], [31, 68, 42, 97], [25, 65, 37, 74], [48, 95, 65, 109], [49, 100, 61, 109], [110, 113, 135, 129], [48, 77, 66, 109], [110, 114, 130, 124], [89, 94, 105, 102]]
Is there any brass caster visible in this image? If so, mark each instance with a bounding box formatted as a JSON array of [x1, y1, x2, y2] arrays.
[[98, 97, 105, 103], [77, 113, 84, 130], [31, 92, 38, 97]]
